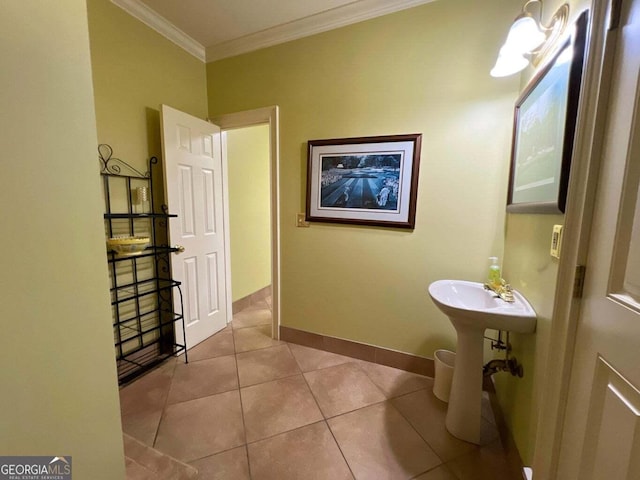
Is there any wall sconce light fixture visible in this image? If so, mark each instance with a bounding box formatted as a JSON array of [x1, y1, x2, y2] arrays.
[[491, 1, 570, 77]]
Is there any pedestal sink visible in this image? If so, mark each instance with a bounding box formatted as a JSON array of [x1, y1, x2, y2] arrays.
[[428, 280, 536, 444]]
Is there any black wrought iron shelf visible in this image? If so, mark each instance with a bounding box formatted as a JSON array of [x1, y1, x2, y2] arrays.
[[107, 246, 180, 263], [118, 344, 186, 386], [104, 213, 178, 219], [99, 144, 188, 386], [114, 307, 182, 330], [115, 315, 184, 344], [110, 277, 181, 305]]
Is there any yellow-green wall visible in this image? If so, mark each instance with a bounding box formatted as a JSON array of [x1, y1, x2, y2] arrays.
[[496, 0, 591, 464], [227, 125, 272, 301], [3, 0, 589, 469], [87, 0, 208, 170], [0, 2, 125, 478], [207, 0, 521, 357]]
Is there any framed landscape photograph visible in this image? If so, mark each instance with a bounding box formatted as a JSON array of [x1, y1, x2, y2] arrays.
[[507, 11, 588, 214], [306, 134, 422, 229]]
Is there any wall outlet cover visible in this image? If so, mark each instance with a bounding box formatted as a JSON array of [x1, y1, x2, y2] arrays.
[[551, 224, 563, 259], [296, 213, 310, 228]]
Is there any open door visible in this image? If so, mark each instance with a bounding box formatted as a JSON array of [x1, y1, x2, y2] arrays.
[[555, 1, 640, 477], [160, 104, 229, 349]]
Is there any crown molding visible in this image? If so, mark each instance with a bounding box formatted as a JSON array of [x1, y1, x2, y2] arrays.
[[111, 0, 206, 62], [206, 0, 436, 62], [111, 0, 435, 64]]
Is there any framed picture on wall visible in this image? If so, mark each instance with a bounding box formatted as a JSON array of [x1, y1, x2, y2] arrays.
[[306, 134, 422, 229], [507, 11, 588, 214]]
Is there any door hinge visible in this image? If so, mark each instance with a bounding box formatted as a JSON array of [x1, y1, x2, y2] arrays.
[[574, 265, 587, 298]]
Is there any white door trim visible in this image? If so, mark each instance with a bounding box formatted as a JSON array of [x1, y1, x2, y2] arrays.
[[210, 106, 281, 339], [533, 2, 620, 478]]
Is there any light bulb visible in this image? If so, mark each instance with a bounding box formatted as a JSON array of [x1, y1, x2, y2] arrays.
[[490, 47, 530, 77], [505, 14, 546, 53]]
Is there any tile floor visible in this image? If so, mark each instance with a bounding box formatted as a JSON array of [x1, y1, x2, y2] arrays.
[[120, 298, 522, 480]]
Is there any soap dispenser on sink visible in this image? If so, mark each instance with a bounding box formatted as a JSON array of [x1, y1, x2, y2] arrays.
[[488, 257, 501, 287], [484, 257, 514, 303]]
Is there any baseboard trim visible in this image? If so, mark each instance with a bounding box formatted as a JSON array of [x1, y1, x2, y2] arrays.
[[279, 326, 434, 377], [232, 285, 272, 314]]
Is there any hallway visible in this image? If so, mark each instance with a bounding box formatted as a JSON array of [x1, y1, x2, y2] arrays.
[[120, 298, 519, 479]]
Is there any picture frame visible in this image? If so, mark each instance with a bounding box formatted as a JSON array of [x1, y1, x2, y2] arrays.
[[507, 11, 588, 214], [306, 134, 422, 229]]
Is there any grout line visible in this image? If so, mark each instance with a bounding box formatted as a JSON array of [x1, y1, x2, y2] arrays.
[[231, 322, 253, 480], [390, 393, 451, 467], [325, 418, 357, 480], [408, 463, 461, 480], [350, 360, 391, 400], [232, 321, 272, 331], [240, 371, 304, 390], [150, 358, 178, 449], [297, 353, 384, 479], [297, 346, 328, 419], [243, 419, 326, 447]]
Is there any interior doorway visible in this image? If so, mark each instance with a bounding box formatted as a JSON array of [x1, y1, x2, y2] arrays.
[[226, 124, 272, 309], [211, 106, 281, 339]]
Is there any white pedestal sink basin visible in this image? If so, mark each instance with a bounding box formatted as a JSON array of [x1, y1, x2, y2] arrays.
[[428, 279, 536, 444]]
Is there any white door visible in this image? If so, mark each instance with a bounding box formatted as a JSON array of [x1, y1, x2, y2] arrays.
[[160, 104, 229, 349], [556, 1, 640, 478]]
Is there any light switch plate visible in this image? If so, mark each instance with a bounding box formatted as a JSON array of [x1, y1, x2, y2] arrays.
[[296, 213, 310, 228], [551, 224, 563, 259]]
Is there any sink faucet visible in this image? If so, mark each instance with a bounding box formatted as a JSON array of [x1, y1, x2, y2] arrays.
[[484, 279, 515, 302]]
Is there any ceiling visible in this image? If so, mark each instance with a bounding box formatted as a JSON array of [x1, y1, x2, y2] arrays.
[[112, 0, 436, 62]]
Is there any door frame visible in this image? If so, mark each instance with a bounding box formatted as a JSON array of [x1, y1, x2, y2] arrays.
[[533, 1, 621, 477], [210, 106, 281, 339]]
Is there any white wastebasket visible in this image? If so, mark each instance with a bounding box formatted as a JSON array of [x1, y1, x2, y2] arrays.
[[433, 349, 456, 403]]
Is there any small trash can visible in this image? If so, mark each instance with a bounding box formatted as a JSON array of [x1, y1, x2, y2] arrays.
[[433, 349, 456, 403]]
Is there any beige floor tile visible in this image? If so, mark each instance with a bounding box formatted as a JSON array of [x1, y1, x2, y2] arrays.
[[119, 327, 516, 480], [304, 362, 386, 418], [481, 391, 497, 426], [189, 446, 250, 480], [288, 343, 354, 372], [119, 360, 175, 417], [240, 375, 323, 443], [166, 355, 238, 404], [154, 390, 245, 462], [445, 439, 520, 480], [236, 345, 301, 387], [356, 360, 432, 398], [125, 457, 156, 480], [328, 402, 442, 479], [247, 422, 354, 480], [233, 325, 281, 353], [479, 417, 500, 446], [245, 298, 271, 312], [232, 308, 272, 329], [121, 408, 163, 446], [123, 433, 198, 479], [392, 388, 477, 463], [413, 465, 459, 480], [187, 329, 235, 362]]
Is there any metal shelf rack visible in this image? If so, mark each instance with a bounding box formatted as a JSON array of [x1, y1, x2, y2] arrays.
[[99, 144, 187, 385]]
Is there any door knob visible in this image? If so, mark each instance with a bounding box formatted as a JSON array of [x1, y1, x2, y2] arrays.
[[174, 245, 185, 254]]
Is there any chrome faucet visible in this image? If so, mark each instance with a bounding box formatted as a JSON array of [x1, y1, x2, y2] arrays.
[[484, 279, 515, 302]]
